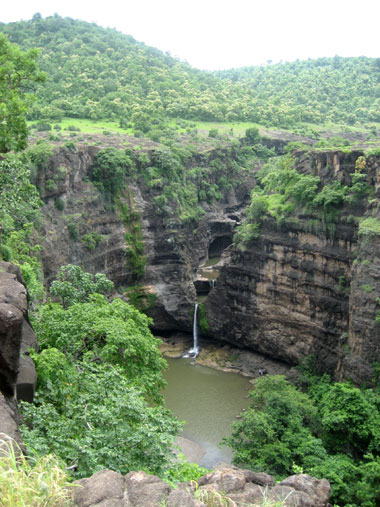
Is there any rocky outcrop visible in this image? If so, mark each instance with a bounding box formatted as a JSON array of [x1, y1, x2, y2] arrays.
[[0, 394, 24, 455], [0, 262, 38, 400], [0, 262, 38, 452], [73, 466, 331, 507], [36, 143, 380, 383], [37, 145, 253, 332], [205, 151, 380, 383]]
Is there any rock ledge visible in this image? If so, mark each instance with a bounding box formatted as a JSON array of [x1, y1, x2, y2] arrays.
[[73, 465, 330, 506]]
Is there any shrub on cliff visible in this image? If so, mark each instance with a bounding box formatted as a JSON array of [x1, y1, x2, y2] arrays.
[[91, 147, 134, 201]]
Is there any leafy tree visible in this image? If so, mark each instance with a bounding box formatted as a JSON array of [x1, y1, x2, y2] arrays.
[[244, 127, 260, 144], [22, 290, 182, 479], [31, 294, 165, 401], [319, 382, 380, 457], [21, 359, 181, 479], [225, 372, 380, 506], [91, 147, 132, 200], [0, 33, 45, 153], [49, 264, 114, 308], [0, 155, 42, 237], [223, 376, 325, 477]]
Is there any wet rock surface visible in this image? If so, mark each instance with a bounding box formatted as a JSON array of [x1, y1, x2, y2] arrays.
[[73, 465, 331, 506]]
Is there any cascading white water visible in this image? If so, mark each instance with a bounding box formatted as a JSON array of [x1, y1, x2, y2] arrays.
[[183, 303, 199, 358]]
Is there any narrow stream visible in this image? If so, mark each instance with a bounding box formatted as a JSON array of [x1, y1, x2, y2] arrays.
[[163, 357, 251, 468]]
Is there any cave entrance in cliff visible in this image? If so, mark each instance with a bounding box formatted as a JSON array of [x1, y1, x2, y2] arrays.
[[208, 235, 232, 260], [194, 235, 232, 297]]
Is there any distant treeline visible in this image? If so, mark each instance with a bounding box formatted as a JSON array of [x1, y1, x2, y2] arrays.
[[1, 14, 379, 128]]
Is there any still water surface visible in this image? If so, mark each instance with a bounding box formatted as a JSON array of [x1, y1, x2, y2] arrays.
[[163, 357, 251, 468]]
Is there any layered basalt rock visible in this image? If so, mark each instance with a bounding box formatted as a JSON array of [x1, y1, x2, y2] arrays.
[[37, 144, 253, 332], [205, 151, 380, 383], [37, 143, 380, 383]]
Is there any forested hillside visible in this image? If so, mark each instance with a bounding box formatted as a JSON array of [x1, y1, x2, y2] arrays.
[[1, 14, 379, 129], [218, 57, 380, 126], [2, 13, 380, 507]]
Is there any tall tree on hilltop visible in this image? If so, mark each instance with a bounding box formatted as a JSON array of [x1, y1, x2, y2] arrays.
[[0, 33, 45, 153]]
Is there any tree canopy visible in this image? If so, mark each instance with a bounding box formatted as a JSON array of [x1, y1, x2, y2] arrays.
[[223, 374, 380, 506], [0, 33, 44, 153], [1, 16, 379, 128]]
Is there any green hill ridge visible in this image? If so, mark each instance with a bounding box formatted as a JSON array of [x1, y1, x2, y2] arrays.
[[1, 14, 379, 129]]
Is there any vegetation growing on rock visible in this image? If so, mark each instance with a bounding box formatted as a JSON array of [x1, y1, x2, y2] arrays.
[[1, 13, 380, 507], [234, 152, 372, 247]]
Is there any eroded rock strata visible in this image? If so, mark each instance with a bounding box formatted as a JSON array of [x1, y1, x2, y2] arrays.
[[37, 143, 253, 332], [37, 144, 380, 383], [206, 151, 380, 383]]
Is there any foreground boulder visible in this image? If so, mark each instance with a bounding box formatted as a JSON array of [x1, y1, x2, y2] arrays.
[[0, 262, 38, 453], [73, 465, 330, 506], [0, 261, 38, 402]]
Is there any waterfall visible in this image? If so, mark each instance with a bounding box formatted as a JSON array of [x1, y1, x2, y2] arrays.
[[192, 303, 199, 356], [184, 303, 199, 358]]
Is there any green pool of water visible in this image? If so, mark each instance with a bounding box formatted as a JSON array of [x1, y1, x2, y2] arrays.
[[163, 357, 251, 468]]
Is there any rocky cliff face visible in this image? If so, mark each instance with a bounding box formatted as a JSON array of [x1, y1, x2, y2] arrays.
[[205, 150, 380, 383], [37, 143, 380, 383], [0, 262, 38, 452], [37, 143, 253, 332]]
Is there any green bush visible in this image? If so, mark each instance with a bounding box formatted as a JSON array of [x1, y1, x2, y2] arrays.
[[45, 179, 57, 192], [91, 147, 133, 201], [81, 232, 102, 251], [0, 244, 12, 261], [34, 122, 52, 131], [65, 125, 81, 132], [358, 217, 380, 237], [66, 217, 79, 241], [245, 126, 260, 144], [26, 140, 53, 171], [54, 197, 65, 211], [63, 141, 77, 152]]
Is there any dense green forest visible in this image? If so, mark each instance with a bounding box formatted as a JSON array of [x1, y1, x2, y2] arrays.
[[1, 14, 380, 506], [224, 371, 380, 507], [1, 14, 380, 129]]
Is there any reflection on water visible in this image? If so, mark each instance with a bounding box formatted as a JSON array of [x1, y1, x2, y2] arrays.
[[163, 357, 251, 468]]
